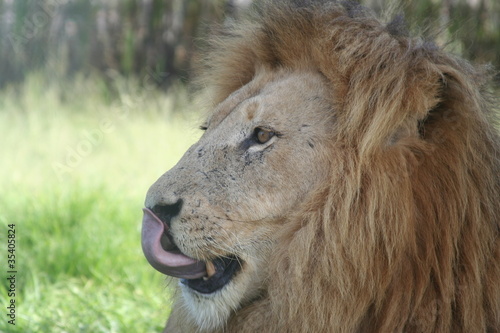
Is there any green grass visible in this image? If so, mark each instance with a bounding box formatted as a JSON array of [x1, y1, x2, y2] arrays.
[[0, 74, 201, 332]]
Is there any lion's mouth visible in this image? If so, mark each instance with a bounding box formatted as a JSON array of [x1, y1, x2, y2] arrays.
[[141, 208, 242, 293], [181, 255, 241, 294]]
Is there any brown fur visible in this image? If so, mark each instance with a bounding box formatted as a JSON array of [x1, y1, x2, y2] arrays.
[[190, 1, 500, 332]]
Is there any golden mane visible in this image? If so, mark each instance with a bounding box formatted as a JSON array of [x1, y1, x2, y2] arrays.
[[191, 1, 500, 331]]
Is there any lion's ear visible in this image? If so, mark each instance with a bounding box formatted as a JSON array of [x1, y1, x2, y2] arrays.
[[415, 61, 490, 146], [415, 75, 446, 141], [386, 71, 445, 146], [333, 44, 455, 152]]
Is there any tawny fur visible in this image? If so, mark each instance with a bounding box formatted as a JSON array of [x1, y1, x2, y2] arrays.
[[165, 1, 500, 332]]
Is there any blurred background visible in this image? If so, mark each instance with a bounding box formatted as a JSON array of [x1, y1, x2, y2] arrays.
[[0, 1, 498, 332], [1, 0, 499, 90]]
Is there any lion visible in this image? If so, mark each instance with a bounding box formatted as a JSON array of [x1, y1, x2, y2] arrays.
[[141, 1, 500, 332]]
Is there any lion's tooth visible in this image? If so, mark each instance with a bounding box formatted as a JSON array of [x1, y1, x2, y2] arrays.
[[205, 261, 216, 279]]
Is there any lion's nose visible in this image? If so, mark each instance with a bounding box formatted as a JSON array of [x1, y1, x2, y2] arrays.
[[151, 199, 183, 228]]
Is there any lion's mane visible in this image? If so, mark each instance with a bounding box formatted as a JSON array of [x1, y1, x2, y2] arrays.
[[195, 1, 500, 332]]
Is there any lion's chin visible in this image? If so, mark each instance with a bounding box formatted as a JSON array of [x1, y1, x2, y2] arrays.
[[180, 267, 244, 331], [179, 255, 267, 331]]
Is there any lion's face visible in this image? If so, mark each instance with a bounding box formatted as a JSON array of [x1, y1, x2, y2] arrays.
[[142, 69, 333, 330]]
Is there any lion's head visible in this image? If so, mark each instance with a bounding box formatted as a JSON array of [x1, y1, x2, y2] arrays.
[[141, 1, 500, 332]]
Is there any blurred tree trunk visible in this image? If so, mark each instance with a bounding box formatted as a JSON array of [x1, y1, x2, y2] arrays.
[[163, 0, 186, 83]]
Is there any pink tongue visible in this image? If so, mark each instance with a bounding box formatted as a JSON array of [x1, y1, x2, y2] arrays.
[[141, 208, 206, 279]]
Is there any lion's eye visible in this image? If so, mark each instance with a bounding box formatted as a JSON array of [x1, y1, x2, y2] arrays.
[[255, 128, 275, 144]]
